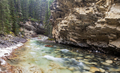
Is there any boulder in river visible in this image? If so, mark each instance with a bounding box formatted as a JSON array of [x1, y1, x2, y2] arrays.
[[45, 45, 53, 47]]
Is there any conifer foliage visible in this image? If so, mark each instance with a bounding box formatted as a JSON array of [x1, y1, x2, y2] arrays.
[[0, 0, 53, 35]]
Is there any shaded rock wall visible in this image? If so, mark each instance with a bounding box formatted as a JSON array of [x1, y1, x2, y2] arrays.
[[50, 0, 120, 55], [20, 21, 45, 37]]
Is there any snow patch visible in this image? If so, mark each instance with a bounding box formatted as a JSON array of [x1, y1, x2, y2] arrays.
[[0, 43, 23, 57], [0, 43, 23, 65]]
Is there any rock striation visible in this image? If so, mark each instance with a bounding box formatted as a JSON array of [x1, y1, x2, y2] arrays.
[[50, 0, 120, 55]]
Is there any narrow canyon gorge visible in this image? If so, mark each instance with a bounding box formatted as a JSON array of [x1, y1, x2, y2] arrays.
[[1, 0, 120, 73]]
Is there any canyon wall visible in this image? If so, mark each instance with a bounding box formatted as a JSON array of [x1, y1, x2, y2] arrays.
[[50, 0, 120, 55]]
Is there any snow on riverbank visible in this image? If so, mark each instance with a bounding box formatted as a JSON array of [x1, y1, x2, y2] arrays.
[[0, 43, 23, 65]]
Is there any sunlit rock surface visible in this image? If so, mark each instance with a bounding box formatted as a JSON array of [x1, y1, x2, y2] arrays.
[[50, 0, 120, 55]]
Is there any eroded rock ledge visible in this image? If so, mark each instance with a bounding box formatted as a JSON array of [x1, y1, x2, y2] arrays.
[[50, 0, 120, 56], [20, 21, 46, 38]]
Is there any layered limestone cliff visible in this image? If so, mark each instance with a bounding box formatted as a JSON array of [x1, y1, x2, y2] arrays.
[[50, 0, 120, 55]]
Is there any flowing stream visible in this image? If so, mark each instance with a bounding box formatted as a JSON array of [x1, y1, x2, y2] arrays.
[[5, 37, 120, 73]]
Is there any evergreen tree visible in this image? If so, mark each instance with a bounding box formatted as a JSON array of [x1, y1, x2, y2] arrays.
[[17, 0, 22, 18], [21, 0, 29, 20], [0, 0, 54, 35], [9, 0, 19, 35], [0, 0, 11, 34], [44, 0, 54, 36]]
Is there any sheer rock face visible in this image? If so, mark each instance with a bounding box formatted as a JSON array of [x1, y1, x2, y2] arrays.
[[50, 0, 120, 55]]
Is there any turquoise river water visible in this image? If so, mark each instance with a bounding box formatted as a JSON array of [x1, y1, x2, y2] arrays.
[[6, 37, 120, 73]]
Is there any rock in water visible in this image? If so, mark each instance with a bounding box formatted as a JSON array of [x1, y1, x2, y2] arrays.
[[73, 71, 81, 73], [105, 60, 113, 64], [90, 67, 100, 72], [99, 68, 105, 72], [45, 45, 53, 47], [68, 67, 75, 71]]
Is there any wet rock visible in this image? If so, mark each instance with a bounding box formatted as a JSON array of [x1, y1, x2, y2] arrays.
[[1, 67, 6, 71], [73, 71, 81, 73], [56, 55, 61, 58], [83, 59, 89, 61], [68, 67, 75, 71], [4, 53, 8, 56], [54, 51, 59, 53], [29, 66, 44, 73], [83, 66, 90, 70], [45, 45, 53, 47], [90, 67, 100, 72], [101, 62, 111, 66], [90, 62, 98, 65], [83, 71, 92, 73], [85, 55, 93, 59], [83, 61, 91, 65], [56, 49, 61, 51], [99, 68, 105, 72], [61, 54, 65, 57], [110, 71, 120, 73], [95, 71, 102, 73], [79, 54, 83, 57], [109, 68, 120, 72], [76, 57, 83, 60], [64, 57, 68, 58], [105, 60, 113, 64]]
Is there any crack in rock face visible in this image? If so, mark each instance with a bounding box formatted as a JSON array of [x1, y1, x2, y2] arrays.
[[50, 0, 120, 56]]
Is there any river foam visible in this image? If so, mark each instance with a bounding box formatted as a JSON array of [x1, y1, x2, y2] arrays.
[[43, 55, 64, 62]]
